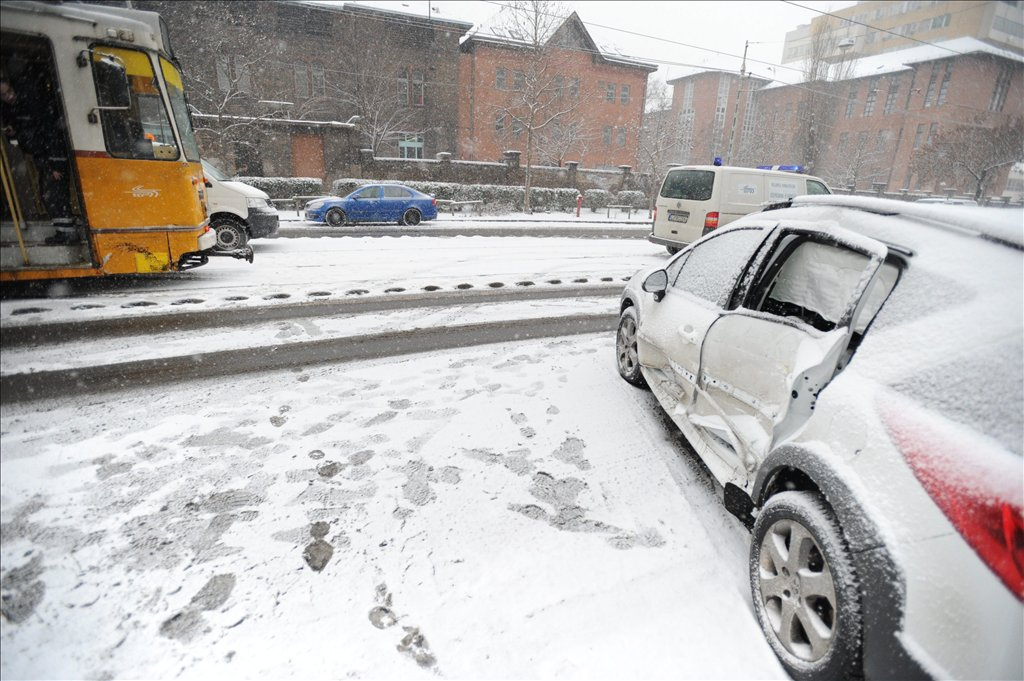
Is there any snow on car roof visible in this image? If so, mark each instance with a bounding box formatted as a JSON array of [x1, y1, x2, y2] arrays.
[[791, 194, 1024, 248]]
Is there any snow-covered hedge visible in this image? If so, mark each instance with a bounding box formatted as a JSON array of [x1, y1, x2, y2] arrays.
[[615, 190, 647, 208], [584, 189, 612, 211], [233, 177, 324, 198]]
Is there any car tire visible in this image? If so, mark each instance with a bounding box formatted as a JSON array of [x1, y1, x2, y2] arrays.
[[326, 208, 347, 227], [615, 306, 648, 389], [750, 491, 863, 681], [212, 218, 249, 251], [402, 208, 421, 226], [666, 245, 680, 255]]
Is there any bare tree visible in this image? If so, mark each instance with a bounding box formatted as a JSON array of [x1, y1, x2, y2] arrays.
[[912, 116, 1024, 199], [154, 4, 284, 172], [322, 47, 417, 156], [823, 131, 892, 190], [534, 118, 592, 167], [634, 79, 684, 215], [494, 0, 584, 212], [790, 21, 857, 175]]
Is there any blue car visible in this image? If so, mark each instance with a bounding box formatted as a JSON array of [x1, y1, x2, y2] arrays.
[[305, 184, 438, 226]]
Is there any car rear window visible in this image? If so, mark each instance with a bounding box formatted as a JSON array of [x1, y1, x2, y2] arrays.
[[661, 169, 714, 201]]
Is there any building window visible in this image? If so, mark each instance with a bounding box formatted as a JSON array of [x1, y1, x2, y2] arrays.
[[495, 113, 505, 134], [295, 64, 310, 98], [311, 65, 325, 98], [411, 70, 424, 106], [923, 66, 939, 107], [217, 56, 252, 94], [863, 78, 879, 117], [553, 75, 564, 98], [913, 123, 925, 149], [936, 63, 952, 106], [397, 68, 408, 104], [603, 126, 612, 145], [396, 69, 424, 106], [876, 130, 891, 153], [511, 119, 523, 138], [931, 13, 951, 29], [990, 64, 1012, 112], [838, 132, 849, 152], [398, 133, 423, 160], [617, 127, 626, 147], [620, 84, 630, 104], [569, 78, 580, 98], [994, 14, 1024, 38], [927, 122, 938, 146], [884, 77, 900, 115], [513, 71, 525, 91], [496, 67, 507, 90], [845, 85, 857, 118], [606, 83, 616, 102]]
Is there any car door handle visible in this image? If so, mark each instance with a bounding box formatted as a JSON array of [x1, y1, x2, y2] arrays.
[[678, 325, 698, 345]]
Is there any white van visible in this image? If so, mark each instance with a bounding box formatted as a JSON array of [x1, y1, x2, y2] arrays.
[[650, 165, 832, 253], [201, 160, 280, 250]]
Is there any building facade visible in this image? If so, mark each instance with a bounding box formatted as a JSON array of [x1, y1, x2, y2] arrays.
[[783, 0, 1024, 65], [457, 13, 657, 170], [669, 39, 1023, 198], [124, 1, 472, 183], [665, 71, 771, 167]]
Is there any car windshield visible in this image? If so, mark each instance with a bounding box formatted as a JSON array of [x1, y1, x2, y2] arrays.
[[201, 159, 229, 181], [2, 1, 1021, 679]]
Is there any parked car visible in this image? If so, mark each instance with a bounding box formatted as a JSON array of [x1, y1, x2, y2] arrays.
[[200, 160, 279, 250], [616, 194, 1023, 681], [650, 164, 832, 254], [304, 184, 438, 226]]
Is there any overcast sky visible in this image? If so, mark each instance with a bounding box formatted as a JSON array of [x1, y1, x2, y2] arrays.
[[338, 1, 859, 84]]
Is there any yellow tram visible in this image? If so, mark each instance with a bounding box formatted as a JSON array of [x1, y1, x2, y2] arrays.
[[1, 1, 249, 282]]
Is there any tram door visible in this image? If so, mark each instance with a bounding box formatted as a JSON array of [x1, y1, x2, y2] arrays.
[[1, 32, 90, 269]]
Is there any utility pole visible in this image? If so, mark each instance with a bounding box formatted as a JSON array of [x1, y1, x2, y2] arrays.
[[726, 40, 749, 165]]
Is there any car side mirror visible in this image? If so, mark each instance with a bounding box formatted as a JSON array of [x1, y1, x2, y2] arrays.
[[643, 270, 669, 302]]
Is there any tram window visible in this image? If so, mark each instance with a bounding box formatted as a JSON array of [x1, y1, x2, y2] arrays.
[[92, 46, 178, 161], [161, 58, 201, 162]]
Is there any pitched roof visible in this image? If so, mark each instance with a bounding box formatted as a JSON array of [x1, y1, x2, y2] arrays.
[[461, 10, 658, 73]]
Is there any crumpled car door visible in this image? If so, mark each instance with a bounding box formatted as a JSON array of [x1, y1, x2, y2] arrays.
[[690, 232, 889, 484], [638, 225, 774, 411]]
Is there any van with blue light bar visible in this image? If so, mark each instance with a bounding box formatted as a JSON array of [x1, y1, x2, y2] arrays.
[[650, 163, 832, 254]]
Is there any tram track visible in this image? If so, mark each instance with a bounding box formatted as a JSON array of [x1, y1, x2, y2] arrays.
[[0, 283, 627, 404], [1, 279, 624, 346]]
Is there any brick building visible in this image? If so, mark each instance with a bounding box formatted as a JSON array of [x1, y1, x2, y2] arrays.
[[124, 1, 472, 183], [457, 12, 657, 170], [668, 38, 1023, 198], [665, 71, 771, 167]]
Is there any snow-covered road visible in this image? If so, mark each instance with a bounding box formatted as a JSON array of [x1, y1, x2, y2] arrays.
[[1, 225, 789, 678], [0, 333, 787, 679]]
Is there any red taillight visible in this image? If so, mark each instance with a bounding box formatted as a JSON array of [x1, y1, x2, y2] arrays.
[[653, 206, 657, 223], [432, 198, 437, 206], [704, 211, 719, 230], [882, 399, 1024, 599]]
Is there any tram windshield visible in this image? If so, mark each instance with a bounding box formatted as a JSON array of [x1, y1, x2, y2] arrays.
[[161, 57, 200, 162]]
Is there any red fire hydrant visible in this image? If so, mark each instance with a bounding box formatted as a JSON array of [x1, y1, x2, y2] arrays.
[[576, 193, 583, 218]]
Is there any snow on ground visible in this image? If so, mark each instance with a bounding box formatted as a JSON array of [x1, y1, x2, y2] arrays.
[[1, 235, 667, 327], [0, 333, 788, 680]]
